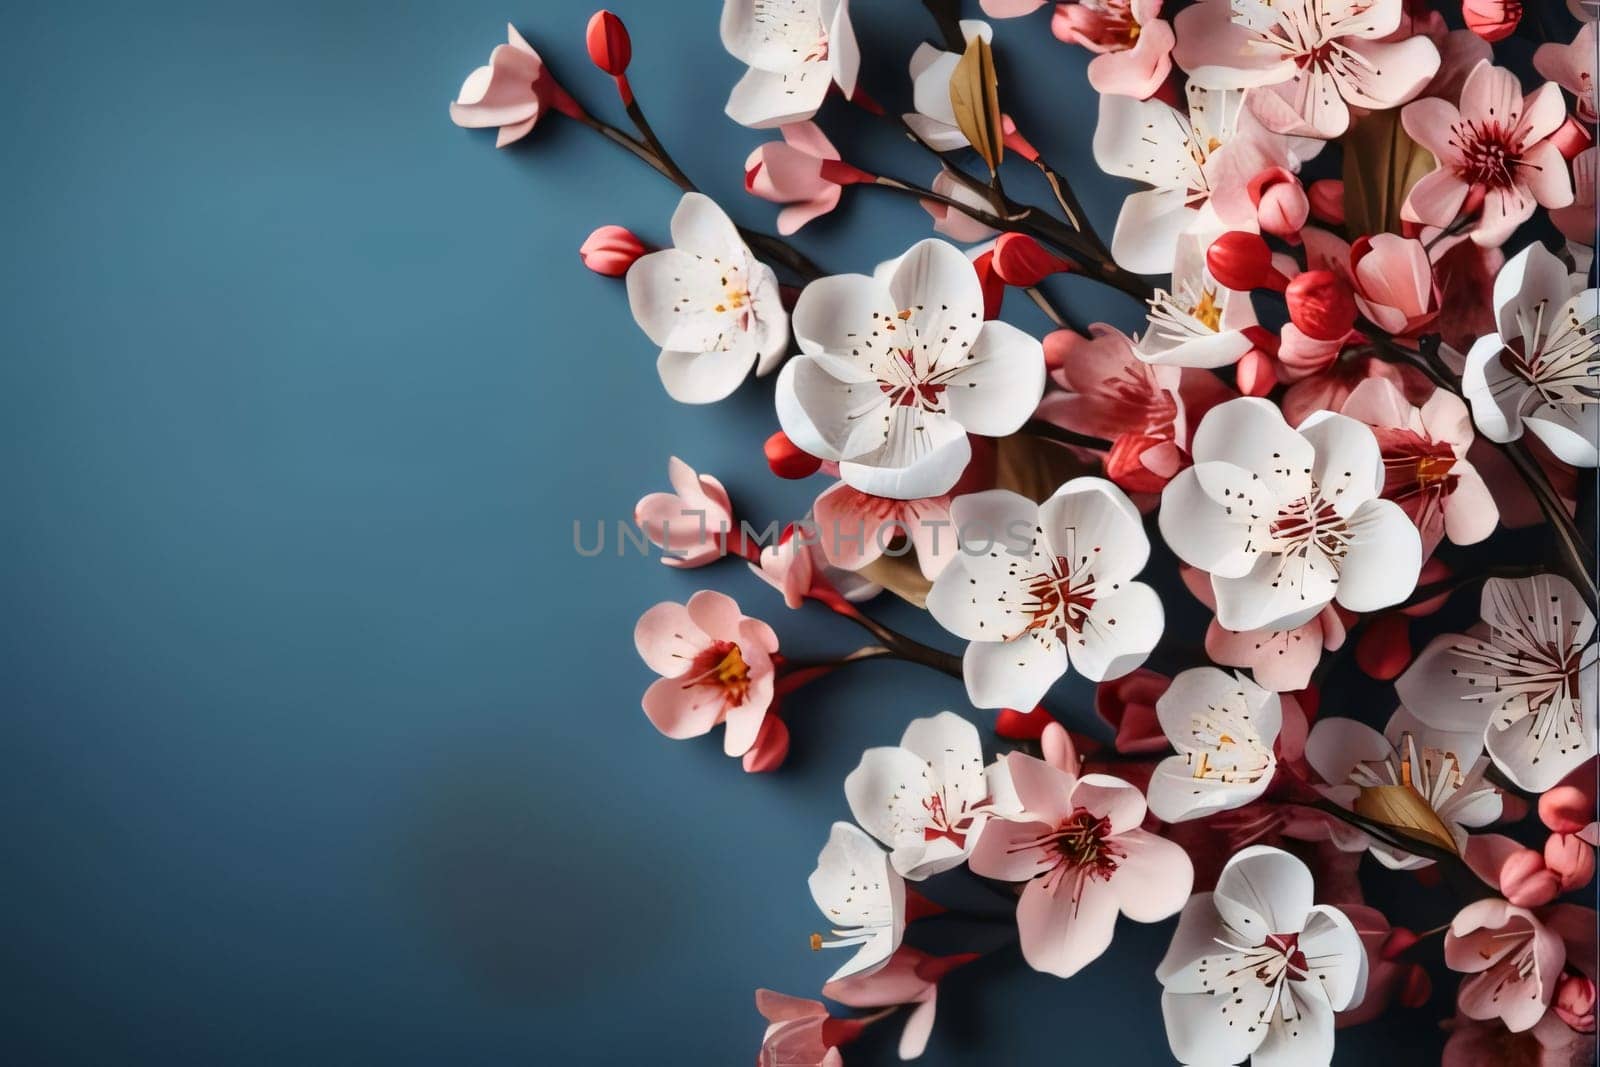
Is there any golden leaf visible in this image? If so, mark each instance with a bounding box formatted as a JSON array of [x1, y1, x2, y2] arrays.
[[1352, 785, 1459, 856], [949, 37, 1004, 176], [857, 552, 932, 609], [1342, 109, 1436, 238], [992, 433, 1096, 504]]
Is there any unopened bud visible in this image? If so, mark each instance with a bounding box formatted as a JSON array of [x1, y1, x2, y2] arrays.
[[579, 224, 646, 276], [585, 10, 632, 76], [1286, 269, 1357, 342]]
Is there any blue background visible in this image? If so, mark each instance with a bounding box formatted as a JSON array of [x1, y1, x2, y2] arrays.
[[1, 1, 1514, 1062]]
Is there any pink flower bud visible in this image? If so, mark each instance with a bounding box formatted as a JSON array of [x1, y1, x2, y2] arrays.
[[1555, 974, 1598, 1033], [1236, 348, 1278, 397], [1249, 167, 1309, 242], [585, 10, 632, 77], [1462, 0, 1522, 43], [991, 233, 1075, 287], [1545, 832, 1596, 891], [1206, 231, 1283, 292], [741, 713, 789, 773], [1500, 848, 1561, 907], [1356, 613, 1412, 680], [1309, 180, 1346, 226], [1540, 785, 1595, 834], [764, 430, 822, 480], [579, 224, 647, 277], [1286, 269, 1357, 342]]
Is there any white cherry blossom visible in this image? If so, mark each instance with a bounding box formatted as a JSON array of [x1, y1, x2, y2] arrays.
[[1461, 242, 1599, 468], [926, 479, 1163, 711], [1158, 846, 1368, 1067], [1398, 574, 1598, 793], [626, 193, 789, 404], [1094, 84, 1284, 275], [721, 0, 860, 128], [807, 822, 905, 981], [1136, 233, 1260, 368], [776, 239, 1045, 499], [1305, 706, 1501, 870], [844, 711, 1012, 879], [1159, 397, 1422, 633], [1146, 667, 1282, 824]]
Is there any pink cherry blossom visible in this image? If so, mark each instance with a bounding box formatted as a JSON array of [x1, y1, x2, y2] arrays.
[[1180, 560, 1350, 693], [812, 482, 957, 581], [635, 457, 734, 568], [969, 753, 1192, 977], [822, 946, 976, 1060], [1173, 0, 1440, 139], [635, 590, 779, 757], [449, 25, 568, 147], [1344, 234, 1442, 339], [1446, 899, 1566, 1033], [1536, 23, 1598, 124], [755, 991, 845, 1067], [1034, 324, 1234, 495], [1052, 1, 1175, 101], [745, 122, 869, 235], [1339, 377, 1498, 554], [1402, 61, 1575, 246]]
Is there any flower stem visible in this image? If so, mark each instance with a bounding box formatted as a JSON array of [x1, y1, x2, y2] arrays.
[[1021, 418, 1112, 452]]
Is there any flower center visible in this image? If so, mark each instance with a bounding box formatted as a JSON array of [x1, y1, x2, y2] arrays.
[[1495, 299, 1600, 411], [1183, 703, 1273, 784], [1268, 489, 1352, 561], [683, 641, 751, 709], [873, 309, 954, 412], [1451, 120, 1528, 191], [1190, 287, 1224, 332], [1263, 932, 1310, 982], [1378, 430, 1459, 504], [1042, 809, 1121, 879], [1023, 555, 1098, 640], [921, 788, 985, 848]]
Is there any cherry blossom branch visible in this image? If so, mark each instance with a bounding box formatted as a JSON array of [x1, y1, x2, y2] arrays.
[[773, 646, 897, 699]]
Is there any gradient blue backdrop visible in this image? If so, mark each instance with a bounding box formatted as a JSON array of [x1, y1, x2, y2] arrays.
[[1, 2, 1456, 1062]]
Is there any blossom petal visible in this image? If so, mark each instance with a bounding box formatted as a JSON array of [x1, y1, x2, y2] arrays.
[[1332, 498, 1422, 613], [1017, 872, 1120, 978], [1214, 844, 1314, 938], [962, 631, 1069, 711], [942, 320, 1047, 437], [1067, 582, 1164, 683], [1108, 829, 1193, 922]]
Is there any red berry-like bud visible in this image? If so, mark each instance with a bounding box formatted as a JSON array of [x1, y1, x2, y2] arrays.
[[1206, 231, 1281, 292], [1236, 348, 1278, 397], [1286, 269, 1357, 342], [1308, 179, 1346, 226], [579, 224, 646, 276], [764, 430, 822, 480], [991, 232, 1075, 287], [1552, 115, 1595, 162], [585, 10, 632, 76], [1540, 785, 1594, 834], [994, 704, 1057, 740], [1462, 0, 1521, 43], [1356, 612, 1412, 680]]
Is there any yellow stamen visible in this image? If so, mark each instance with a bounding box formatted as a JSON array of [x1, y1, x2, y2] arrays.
[[810, 933, 823, 951], [1191, 288, 1223, 332], [714, 645, 750, 687]]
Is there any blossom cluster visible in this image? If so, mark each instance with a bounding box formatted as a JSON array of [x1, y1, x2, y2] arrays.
[[451, 1, 1598, 1063]]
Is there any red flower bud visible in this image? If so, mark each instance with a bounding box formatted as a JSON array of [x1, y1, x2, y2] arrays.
[[1540, 785, 1594, 834], [585, 10, 632, 76], [1555, 974, 1598, 1033], [1380, 927, 1421, 961], [1355, 612, 1412, 680], [579, 224, 646, 276], [1206, 231, 1285, 292], [904, 888, 947, 922], [1308, 179, 1346, 226], [991, 232, 1075, 287], [1286, 269, 1357, 342], [995, 704, 1057, 741], [1236, 348, 1278, 397], [764, 430, 822, 480], [1249, 167, 1309, 243], [1500, 848, 1560, 908], [1545, 832, 1596, 892], [1400, 558, 1452, 617], [1399, 966, 1432, 1009], [1462, 0, 1521, 43]]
